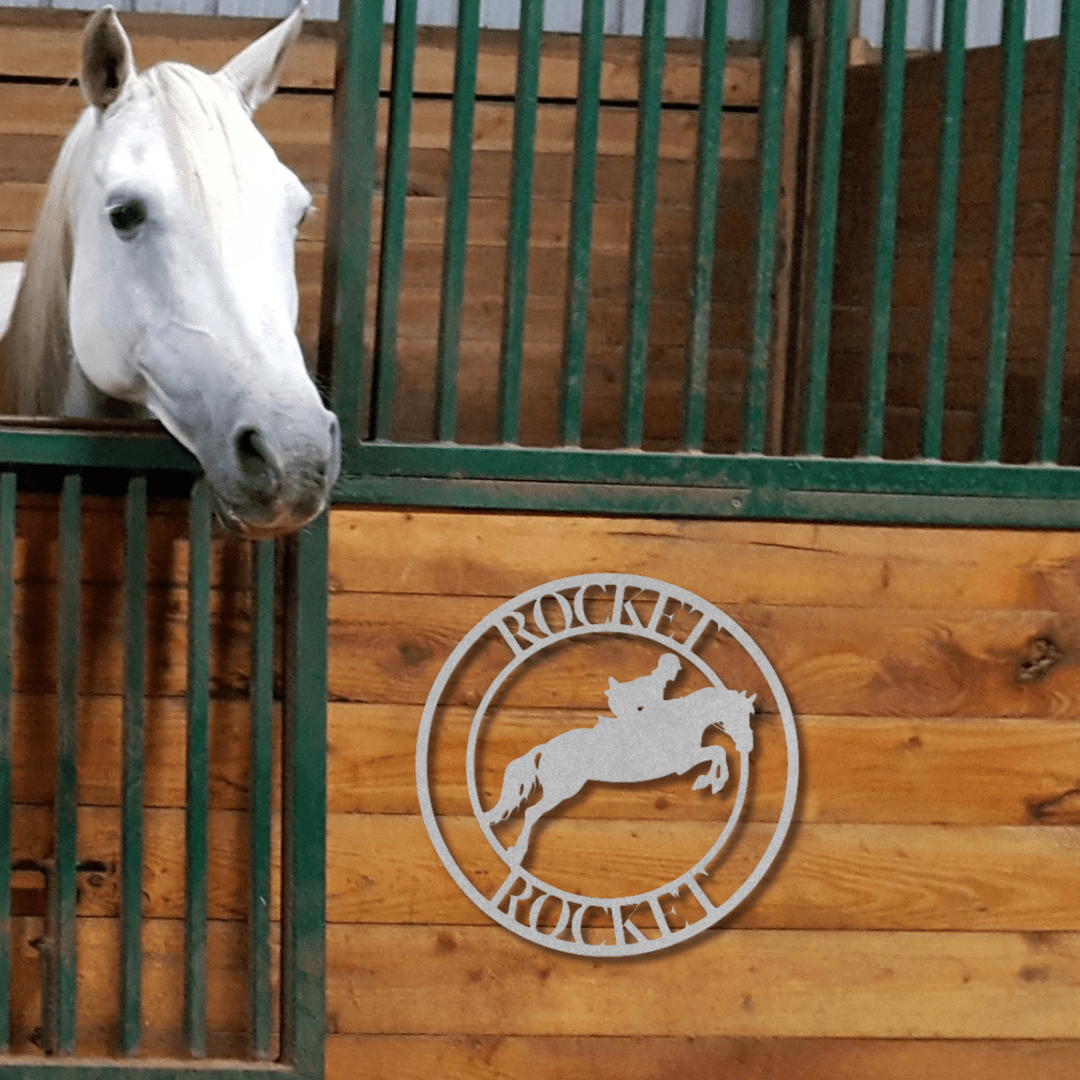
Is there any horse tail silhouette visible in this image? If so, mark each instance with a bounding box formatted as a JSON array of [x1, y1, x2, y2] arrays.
[[483, 748, 543, 825]]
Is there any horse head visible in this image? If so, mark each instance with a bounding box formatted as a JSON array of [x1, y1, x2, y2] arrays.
[[718, 689, 756, 756], [53, 5, 338, 536]]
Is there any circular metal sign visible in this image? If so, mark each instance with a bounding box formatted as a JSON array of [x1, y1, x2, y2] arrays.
[[416, 573, 799, 958]]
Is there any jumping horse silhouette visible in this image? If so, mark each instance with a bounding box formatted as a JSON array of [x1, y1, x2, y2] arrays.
[[483, 661, 756, 866]]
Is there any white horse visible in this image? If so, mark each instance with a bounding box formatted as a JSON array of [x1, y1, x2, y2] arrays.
[[0, 4, 339, 537], [484, 685, 757, 866]]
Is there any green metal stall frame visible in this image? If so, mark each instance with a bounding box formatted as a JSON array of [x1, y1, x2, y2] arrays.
[[0, 426, 327, 1080], [322, 0, 1080, 530]]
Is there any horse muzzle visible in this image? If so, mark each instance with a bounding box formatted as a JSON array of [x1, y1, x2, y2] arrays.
[[209, 411, 341, 538]]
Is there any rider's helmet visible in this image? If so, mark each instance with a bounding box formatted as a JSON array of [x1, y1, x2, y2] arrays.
[[655, 653, 681, 681]]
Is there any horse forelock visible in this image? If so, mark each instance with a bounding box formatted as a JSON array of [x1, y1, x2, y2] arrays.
[[141, 62, 257, 234]]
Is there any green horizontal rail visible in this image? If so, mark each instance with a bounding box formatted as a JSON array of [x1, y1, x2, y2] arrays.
[[338, 442, 1080, 502], [335, 468, 1080, 528], [0, 426, 196, 471], [0, 1064, 296, 1079]]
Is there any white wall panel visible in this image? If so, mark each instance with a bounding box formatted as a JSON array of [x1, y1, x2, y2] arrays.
[[0, 0, 1063, 49], [858, 0, 1063, 50]]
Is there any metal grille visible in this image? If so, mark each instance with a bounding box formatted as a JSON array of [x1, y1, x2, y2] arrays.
[[0, 427, 326, 1079], [321, 0, 1080, 528]]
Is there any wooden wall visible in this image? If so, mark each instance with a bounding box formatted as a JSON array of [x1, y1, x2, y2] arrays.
[[6, 501, 1080, 1075], [0, 8, 779, 452], [829, 37, 1080, 463], [324, 508, 1080, 1078]]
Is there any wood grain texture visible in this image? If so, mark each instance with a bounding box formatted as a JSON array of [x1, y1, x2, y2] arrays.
[[324, 815, 1080, 931], [325, 590, 1080, 717], [8, 916, 275, 1053], [18, 806, 1080, 931], [329, 704, 1080, 826], [326, 509, 1080, 609], [326, 1034, 1080, 1080], [324, 924, 1080, 1038], [0, 9, 761, 106]]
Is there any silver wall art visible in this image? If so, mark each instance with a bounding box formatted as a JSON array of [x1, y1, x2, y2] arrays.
[[416, 573, 799, 958]]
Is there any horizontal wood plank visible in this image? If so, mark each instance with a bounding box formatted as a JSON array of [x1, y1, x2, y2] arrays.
[[13, 694, 1080, 827], [325, 509, 1080, 609], [0, 10, 761, 106], [325, 815, 1080, 932], [18, 808, 1080, 931], [329, 703, 1080, 826], [0, 84, 756, 169], [325, 590, 1080, 718], [326, 1034, 1080, 1080], [324, 924, 1080, 1038]]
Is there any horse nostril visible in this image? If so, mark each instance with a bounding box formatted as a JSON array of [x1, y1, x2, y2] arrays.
[[234, 427, 282, 498]]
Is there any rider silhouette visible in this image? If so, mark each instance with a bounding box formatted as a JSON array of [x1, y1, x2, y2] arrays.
[[602, 653, 681, 725]]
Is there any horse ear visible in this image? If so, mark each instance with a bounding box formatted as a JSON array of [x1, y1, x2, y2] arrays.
[[81, 7, 136, 111], [216, 1, 305, 114]]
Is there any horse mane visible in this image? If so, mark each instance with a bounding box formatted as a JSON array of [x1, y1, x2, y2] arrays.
[[0, 107, 90, 414], [0, 62, 252, 416]]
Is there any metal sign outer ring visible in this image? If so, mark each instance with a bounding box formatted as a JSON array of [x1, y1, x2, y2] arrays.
[[416, 573, 800, 958]]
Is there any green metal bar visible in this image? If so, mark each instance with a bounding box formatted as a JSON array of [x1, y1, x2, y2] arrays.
[[743, 0, 789, 454], [318, 0, 384, 445], [184, 480, 211, 1059], [559, 0, 604, 446], [337, 468, 1080, 530], [47, 472, 79, 1056], [623, 0, 667, 448], [249, 539, 275, 1061], [802, 0, 848, 456], [981, 0, 1026, 462], [1038, 0, 1080, 462], [279, 517, 327, 1077], [0, 473, 14, 1053], [338, 442, 1080, 520], [120, 476, 147, 1056], [435, 0, 482, 441], [862, 0, 907, 457], [498, 0, 545, 444], [683, 0, 730, 451], [371, 0, 419, 441], [922, 0, 967, 460], [0, 1064, 294, 1079], [342, 439, 1080, 497], [0, 427, 196, 472]]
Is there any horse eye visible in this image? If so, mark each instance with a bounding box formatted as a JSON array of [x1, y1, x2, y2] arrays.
[[108, 199, 147, 236]]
